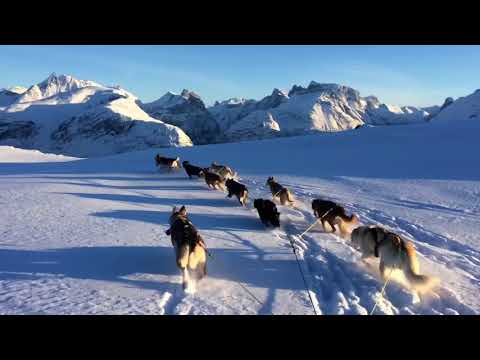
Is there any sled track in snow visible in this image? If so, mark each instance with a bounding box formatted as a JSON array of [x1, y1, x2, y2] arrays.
[[241, 177, 478, 315]]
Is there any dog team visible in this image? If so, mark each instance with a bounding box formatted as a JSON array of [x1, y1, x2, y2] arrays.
[[156, 154, 438, 296]]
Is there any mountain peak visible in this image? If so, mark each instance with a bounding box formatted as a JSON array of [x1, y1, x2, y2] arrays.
[[181, 89, 201, 100], [271, 88, 288, 97], [15, 73, 102, 103]]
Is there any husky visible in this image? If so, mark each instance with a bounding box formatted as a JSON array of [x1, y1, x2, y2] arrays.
[[312, 199, 359, 237], [210, 162, 236, 180], [225, 178, 248, 206], [182, 161, 205, 179], [254, 199, 280, 227], [351, 226, 439, 292], [155, 154, 181, 171], [266, 177, 295, 206], [204, 171, 226, 191], [166, 206, 207, 293]]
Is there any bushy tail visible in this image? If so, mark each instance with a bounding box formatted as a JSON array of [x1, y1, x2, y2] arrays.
[[403, 248, 439, 292], [334, 217, 351, 238], [243, 190, 249, 206], [287, 190, 295, 203], [334, 213, 358, 238]]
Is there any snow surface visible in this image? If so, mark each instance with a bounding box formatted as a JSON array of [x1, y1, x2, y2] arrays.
[[0, 117, 478, 315], [430, 90, 480, 123], [0, 146, 78, 163]]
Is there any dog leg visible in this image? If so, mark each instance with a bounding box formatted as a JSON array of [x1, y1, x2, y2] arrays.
[[199, 260, 207, 279], [379, 260, 387, 281], [182, 267, 189, 290], [322, 221, 334, 233], [328, 220, 337, 233]]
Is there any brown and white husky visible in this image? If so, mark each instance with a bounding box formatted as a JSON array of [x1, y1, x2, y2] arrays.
[[311, 199, 359, 237], [166, 206, 207, 294], [266, 177, 295, 206], [204, 171, 226, 191], [155, 154, 181, 172], [351, 225, 439, 292], [210, 162, 236, 180]]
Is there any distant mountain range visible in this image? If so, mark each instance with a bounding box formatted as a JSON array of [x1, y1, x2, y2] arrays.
[[0, 73, 474, 156]]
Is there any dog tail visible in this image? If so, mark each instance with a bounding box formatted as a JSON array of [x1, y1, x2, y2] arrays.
[[243, 190, 248, 206], [286, 189, 295, 203], [338, 212, 358, 224], [402, 242, 439, 292], [333, 212, 358, 237]]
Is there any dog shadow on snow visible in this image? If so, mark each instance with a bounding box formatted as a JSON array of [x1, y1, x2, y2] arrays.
[[92, 208, 266, 233], [61, 192, 235, 208], [0, 245, 305, 314]]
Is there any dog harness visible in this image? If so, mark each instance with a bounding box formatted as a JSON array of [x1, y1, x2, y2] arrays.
[[166, 218, 205, 250], [372, 228, 401, 258], [372, 228, 382, 257], [319, 206, 336, 220]]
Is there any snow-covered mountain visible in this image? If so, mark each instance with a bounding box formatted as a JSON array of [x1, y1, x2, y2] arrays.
[[427, 95, 470, 122], [141, 89, 219, 144], [3, 73, 476, 154], [223, 111, 280, 141], [0, 87, 27, 108], [209, 82, 433, 142], [0, 74, 192, 157]]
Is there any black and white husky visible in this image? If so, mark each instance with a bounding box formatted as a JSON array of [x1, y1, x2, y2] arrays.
[[225, 178, 248, 206], [155, 154, 181, 171], [182, 161, 205, 179]]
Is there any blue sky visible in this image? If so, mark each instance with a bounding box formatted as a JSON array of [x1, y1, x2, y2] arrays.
[[0, 45, 479, 107]]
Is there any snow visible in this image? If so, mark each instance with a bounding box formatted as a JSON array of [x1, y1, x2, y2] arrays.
[[224, 111, 280, 141], [1, 117, 479, 315], [17, 73, 101, 103], [141, 89, 218, 145], [3, 75, 442, 152], [209, 82, 433, 141], [0, 146, 79, 163], [430, 90, 480, 122], [0, 74, 193, 156]]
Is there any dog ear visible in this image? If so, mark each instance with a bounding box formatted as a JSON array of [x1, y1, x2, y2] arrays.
[[172, 206, 177, 214], [179, 206, 187, 216]]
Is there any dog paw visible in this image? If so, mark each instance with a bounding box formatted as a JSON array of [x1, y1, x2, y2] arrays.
[[183, 280, 196, 295]]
